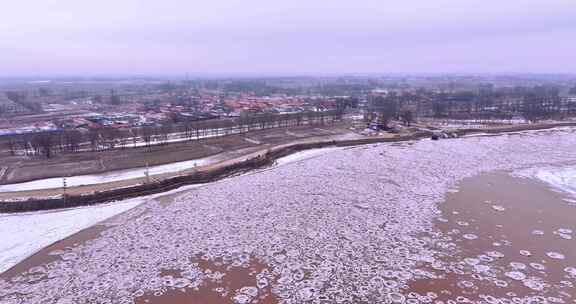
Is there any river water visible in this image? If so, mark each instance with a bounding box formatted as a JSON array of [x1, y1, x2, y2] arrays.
[[410, 171, 576, 302], [1, 128, 576, 304]]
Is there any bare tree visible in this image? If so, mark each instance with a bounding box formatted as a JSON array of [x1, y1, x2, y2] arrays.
[[7, 136, 17, 156], [117, 129, 129, 149], [141, 126, 153, 150], [64, 130, 82, 152], [184, 122, 194, 141], [400, 110, 414, 126], [88, 129, 100, 152], [432, 101, 447, 119], [131, 128, 140, 148], [159, 124, 172, 145], [33, 132, 56, 158], [101, 127, 122, 150]]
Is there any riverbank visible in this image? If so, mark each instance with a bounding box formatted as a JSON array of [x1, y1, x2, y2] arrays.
[[0, 130, 417, 212], [0, 124, 353, 185], [1, 121, 576, 212]]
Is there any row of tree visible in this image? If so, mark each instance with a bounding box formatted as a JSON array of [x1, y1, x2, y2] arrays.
[[366, 90, 576, 128], [4, 111, 342, 158], [4, 92, 43, 113]]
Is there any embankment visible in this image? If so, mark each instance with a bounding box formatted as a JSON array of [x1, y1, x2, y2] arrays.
[[2, 121, 575, 213]]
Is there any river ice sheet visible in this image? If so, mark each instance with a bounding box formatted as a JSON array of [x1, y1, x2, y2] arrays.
[[514, 166, 576, 199], [2, 127, 576, 303]]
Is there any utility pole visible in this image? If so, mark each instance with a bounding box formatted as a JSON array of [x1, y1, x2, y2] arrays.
[[62, 176, 68, 205], [144, 161, 150, 184]]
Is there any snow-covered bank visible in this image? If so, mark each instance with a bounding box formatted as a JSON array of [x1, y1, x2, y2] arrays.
[[0, 198, 145, 274], [274, 147, 344, 166], [513, 166, 576, 200], [0, 158, 209, 193]]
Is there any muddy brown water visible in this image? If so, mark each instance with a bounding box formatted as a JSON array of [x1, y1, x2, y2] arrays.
[[3, 170, 576, 302], [410, 172, 576, 301], [131, 170, 576, 303], [135, 258, 278, 304]]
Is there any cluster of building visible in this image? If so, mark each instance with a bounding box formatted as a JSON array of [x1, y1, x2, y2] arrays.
[[0, 92, 344, 137], [2, 77, 576, 138], [0, 121, 59, 137], [219, 95, 337, 115]]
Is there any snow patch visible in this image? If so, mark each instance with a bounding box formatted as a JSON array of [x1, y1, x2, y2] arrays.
[[0, 158, 209, 192], [275, 147, 344, 166], [513, 166, 576, 199], [0, 198, 144, 274]]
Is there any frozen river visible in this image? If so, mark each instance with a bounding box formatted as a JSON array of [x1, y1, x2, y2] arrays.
[[2, 127, 576, 303]]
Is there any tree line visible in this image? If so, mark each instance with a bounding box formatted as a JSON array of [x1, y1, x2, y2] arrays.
[[366, 89, 576, 128], [3, 110, 342, 158]]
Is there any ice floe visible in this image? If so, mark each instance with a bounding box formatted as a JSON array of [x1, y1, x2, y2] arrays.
[[546, 252, 566, 260], [2, 127, 576, 303]]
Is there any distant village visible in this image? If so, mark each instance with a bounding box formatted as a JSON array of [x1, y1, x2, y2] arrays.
[[1, 75, 576, 139], [0, 84, 345, 137]]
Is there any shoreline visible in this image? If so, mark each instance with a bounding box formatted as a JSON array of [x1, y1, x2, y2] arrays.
[[1, 121, 576, 213]]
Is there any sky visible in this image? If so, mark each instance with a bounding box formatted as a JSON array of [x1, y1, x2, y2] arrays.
[[1, 0, 575, 76]]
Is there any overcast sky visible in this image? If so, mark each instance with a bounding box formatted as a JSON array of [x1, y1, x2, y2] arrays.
[[1, 0, 575, 76]]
